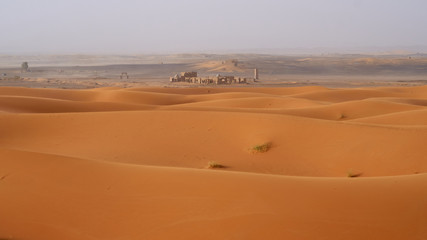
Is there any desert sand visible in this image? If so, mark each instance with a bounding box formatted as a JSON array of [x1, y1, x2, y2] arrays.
[[0, 85, 427, 239]]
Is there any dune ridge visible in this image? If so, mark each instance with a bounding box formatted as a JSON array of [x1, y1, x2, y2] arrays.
[[0, 86, 426, 239], [1, 149, 426, 240]]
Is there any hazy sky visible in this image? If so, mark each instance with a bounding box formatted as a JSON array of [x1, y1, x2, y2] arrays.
[[1, 0, 427, 54]]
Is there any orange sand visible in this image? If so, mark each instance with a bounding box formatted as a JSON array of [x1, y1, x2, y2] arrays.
[[0, 86, 426, 239]]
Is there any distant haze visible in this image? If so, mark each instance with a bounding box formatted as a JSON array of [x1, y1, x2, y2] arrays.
[[1, 0, 427, 54]]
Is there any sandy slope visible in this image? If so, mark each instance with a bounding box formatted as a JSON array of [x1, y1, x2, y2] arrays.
[[0, 86, 426, 239], [191, 60, 246, 73], [1, 149, 426, 240]]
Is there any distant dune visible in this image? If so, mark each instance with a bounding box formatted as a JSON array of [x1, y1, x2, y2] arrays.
[[191, 60, 246, 73], [1, 86, 426, 239]]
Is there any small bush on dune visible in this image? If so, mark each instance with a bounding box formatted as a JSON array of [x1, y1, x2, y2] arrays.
[[207, 161, 225, 169], [251, 142, 271, 153]]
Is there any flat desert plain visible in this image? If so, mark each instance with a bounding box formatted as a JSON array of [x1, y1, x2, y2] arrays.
[[2, 54, 427, 88], [0, 85, 427, 240]]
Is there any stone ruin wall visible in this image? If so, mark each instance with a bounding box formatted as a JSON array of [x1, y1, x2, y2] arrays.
[[170, 72, 247, 85]]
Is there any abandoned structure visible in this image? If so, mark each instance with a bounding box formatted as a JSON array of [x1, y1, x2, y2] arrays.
[[254, 68, 259, 80], [170, 72, 247, 85], [21, 62, 29, 73], [120, 72, 129, 79]]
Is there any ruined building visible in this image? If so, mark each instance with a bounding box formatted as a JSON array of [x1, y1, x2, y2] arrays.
[[170, 72, 247, 85]]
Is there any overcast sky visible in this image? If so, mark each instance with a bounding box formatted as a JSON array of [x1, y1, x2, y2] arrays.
[[1, 0, 427, 54]]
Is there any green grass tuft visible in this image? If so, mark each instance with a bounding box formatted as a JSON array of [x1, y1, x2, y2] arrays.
[[251, 142, 271, 153]]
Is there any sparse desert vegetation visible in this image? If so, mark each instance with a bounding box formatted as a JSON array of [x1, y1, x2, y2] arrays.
[[251, 143, 271, 153], [207, 161, 226, 169]]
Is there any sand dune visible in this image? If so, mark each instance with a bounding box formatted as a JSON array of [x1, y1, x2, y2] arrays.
[[350, 109, 427, 125], [0, 86, 426, 239], [1, 149, 426, 240], [191, 60, 246, 73]]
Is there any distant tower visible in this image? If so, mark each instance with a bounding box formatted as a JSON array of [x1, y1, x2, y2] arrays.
[[254, 68, 259, 80]]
